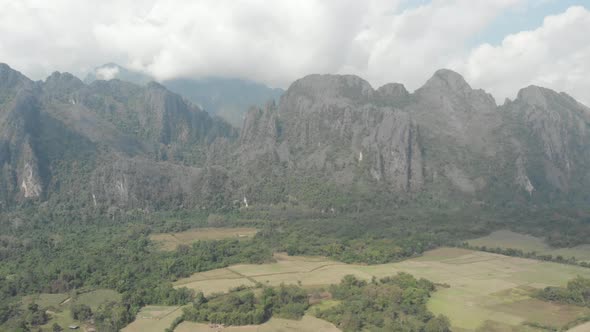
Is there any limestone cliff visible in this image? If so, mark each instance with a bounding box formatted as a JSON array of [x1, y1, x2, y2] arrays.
[[1, 62, 589, 211]]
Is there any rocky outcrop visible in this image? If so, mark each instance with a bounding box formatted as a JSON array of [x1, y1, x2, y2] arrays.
[[0, 63, 237, 209], [90, 156, 200, 209], [237, 74, 425, 193], [375, 83, 410, 106], [1, 62, 589, 210], [0, 87, 45, 201], [18, 138, 43, 198], [502, 86, 590, 194], [238, 101, 282, 164], [238, 70, 590, 204]]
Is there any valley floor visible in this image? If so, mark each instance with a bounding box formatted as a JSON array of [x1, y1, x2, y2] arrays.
[[468, 230, 590, 263], [166, 248, 590, 331]]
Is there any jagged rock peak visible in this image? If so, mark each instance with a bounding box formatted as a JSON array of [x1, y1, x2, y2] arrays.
[[0, 63, 19, 77], [45, 71, 84, 87], [45, 71, 82, 83], [376, 83, 410, 103], [0, 63, 31, 90], [285, 74, 374, 101], [516, 85, 561, 108], [421, 68, 472, 94], [146, 81, 167, 90], [43, 71, 84, 93], [516, 85, 590, 115]]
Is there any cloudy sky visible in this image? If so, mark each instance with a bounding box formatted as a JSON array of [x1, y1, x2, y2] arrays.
[[1, 0, 589, 104]]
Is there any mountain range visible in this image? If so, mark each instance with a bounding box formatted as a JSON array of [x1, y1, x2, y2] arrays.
[[1, 62, 589, 214], [84, 63, 283, 127]]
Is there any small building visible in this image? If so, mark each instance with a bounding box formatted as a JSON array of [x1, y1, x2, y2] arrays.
[[68, 325, 79, 330]]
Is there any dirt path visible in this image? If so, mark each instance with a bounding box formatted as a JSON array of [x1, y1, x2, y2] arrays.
[[176, 262, 349, 288], [225, 267, 259, 284]]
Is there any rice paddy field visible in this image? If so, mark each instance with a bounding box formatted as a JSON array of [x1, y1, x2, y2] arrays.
[[173, 248, 590, 331], [122, 305, 186, 332], [150, 227, 258, 251], [468, 229, 590, 262], [174, 315, 340, 332]]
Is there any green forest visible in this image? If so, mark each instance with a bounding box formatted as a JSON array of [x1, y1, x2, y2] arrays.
[[179, 273, 450, 332], [316, 274, 451, 331], [182, 284, 309, 326], [1, 203, 590, 331], [537, 276, 590, 306]]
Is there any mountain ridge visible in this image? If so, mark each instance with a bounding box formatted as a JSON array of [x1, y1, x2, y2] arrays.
[[84, 63, 284, 127], [1, 62, 589, 213]]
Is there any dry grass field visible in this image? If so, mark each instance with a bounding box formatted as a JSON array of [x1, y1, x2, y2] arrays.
[[151, 227, 258, 251], [468, 230, 590, 262], [122, 304, 339, 332], [174, 315, 340, 332], [122, 305, 185, 332], [173, 248, 590, 331], [569, 321, 590, 332]]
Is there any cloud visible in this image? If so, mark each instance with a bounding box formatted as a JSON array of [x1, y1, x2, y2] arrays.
[[92, 0, 376, 87], [456, 5, 590, 105], [348, 0, 526, 90], [0, 0, 588, 106], [95, 65, 120, 80], [0, 0, 145, 78], [91, 0, 524, 89]]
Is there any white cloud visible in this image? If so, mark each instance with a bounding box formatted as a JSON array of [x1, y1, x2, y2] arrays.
[[92, 0, 376, 87], [348, 0, 525, 90], [0, 0, 588, 106], [457, 5, 590, 105], [95, 66, 120, 80]]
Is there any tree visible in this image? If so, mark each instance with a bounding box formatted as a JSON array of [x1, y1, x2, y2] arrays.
[[52, 323, 63, 332], [207, 214, 227, 227], [425, 315, 451, 332], [71, 304, 92, 321], [26, 303, 48, 326]]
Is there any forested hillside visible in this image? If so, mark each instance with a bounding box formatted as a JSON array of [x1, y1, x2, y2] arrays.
[[2, 62, 590, 331]]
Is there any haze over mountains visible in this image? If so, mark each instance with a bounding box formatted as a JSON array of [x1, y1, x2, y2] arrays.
[[84, 63, 283, 127], [0, 62, 589, 213]]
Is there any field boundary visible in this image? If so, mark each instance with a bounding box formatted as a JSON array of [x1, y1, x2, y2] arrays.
[[225, 267, 259, 284], [156, 306, 182, 321]]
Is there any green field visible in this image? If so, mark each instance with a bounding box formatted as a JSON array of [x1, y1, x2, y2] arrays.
[[173, 248, 590, 331], [76, 289, 122, 310], [22, 289, 122, 332], [150, 227, 258, 251], [122, 305, 185, 332], [22, 293, 70, 309], [123, 303, 340, 332], [468, 230, 590, 262]]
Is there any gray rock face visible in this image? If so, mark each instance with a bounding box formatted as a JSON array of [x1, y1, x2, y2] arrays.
[[238, 101, 281, 164], [0, 63, 237, 210], [237, 69, 590, 206], [238, 74, 425, 194], [502, 86, 590, 194], [0, 83, 45, 203], [85, 63, 284, 128], [1, 62, 589, 211], [375, 83, 410, 106]]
